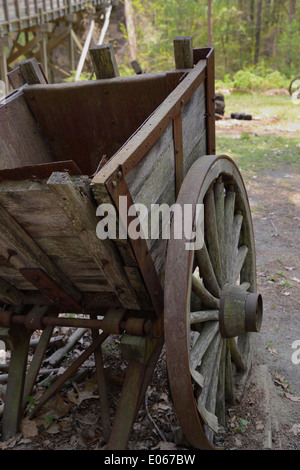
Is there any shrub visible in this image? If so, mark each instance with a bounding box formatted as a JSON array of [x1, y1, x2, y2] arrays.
[[216, 66, 290, 92]]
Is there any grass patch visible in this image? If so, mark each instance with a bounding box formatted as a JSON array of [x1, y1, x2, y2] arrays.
[[222, 93, 300, 128], [216, 93, 300, 174], [217, 133, 300, 173]]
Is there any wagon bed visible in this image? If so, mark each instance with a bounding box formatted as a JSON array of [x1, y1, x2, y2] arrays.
[[0, 38, 262, 450]]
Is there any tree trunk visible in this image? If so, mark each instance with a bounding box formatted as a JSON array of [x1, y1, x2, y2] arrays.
[[254, 0, 262, 64], [207, 0, 212, 47], [124, 0, 138, 61], [289, 0, 296, 22]]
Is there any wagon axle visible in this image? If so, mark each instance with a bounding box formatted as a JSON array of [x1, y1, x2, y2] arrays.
[[219, 283, 263, 338]]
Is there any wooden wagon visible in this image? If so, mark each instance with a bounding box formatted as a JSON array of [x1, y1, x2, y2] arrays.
[[0, 37, 263, 450]]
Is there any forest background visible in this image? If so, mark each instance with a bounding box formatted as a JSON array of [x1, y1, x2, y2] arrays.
[[120, 0, 300, 92]]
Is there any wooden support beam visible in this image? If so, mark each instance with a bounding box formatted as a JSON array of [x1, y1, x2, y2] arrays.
[[1, 324, 32, 440], [173, 36, 194, 69], [89, 44, 119, 79], [0, 277, 25, 305], [0, 32, 12, 94], [7, 34, 41, 65]]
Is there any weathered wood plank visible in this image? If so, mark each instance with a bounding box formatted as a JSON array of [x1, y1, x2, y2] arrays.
[[173, 36, 193, 69], [190, 310, 219, 324], [47, 171, 140, 309], [0, 276, 25, 304], [0, 201, 82, 305], [192, 274, 220, 310], [0, 92, 53, 170], [89, 44, 119, 79], [190, 320, 219, 370]]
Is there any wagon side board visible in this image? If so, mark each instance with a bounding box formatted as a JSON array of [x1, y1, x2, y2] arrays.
[[92, 49, 215, 317], [0, 175, 140, 312]]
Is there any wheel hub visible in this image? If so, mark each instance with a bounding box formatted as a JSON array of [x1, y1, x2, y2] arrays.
[[219, 283, 263, 338]]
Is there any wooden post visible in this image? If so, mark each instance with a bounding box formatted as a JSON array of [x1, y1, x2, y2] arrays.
[[0, 32, 13, 94], [1, 324, 32, 440], [38, 9, 52, 80], [20, 58, 47, 84], [173, 36, 193, 69], [89, 44, 119, 79]]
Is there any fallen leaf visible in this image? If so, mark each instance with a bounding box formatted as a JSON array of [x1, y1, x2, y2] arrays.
[[153, 441, 179, 450], [273, 373, 289, 389], [46, 422, 61, 434], [285, 393, 300, 402], [291, 424, 300, 435], [291, 277, 300, 283], [67, 380, 98, 406], [20, 417, 38, 438], [158, 402, 172, 411], [266, 346, 278, 355], [234, 437, 242, 447], [256, 421, 264, 430]]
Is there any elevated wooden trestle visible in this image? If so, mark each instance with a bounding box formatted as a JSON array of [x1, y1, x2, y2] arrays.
[[0, 0, 115, 93]]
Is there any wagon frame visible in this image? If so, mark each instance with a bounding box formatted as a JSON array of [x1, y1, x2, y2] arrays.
[[0, 37, 262, 450]]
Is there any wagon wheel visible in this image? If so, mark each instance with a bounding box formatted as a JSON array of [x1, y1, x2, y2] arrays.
[[164, 155, 263, 450], [289, 74, 300, 96]]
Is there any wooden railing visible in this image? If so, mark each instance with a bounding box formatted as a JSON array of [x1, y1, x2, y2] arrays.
[[0, 0, 109, 32]]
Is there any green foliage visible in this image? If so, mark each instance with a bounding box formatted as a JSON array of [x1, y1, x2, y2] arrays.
[[125, 0, 300, 83], [228, 65, 290, 92], [64, 71, 94, 82]]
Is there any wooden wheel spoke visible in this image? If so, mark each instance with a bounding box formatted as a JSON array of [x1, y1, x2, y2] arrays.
[[204, 188, 222, 286], [199, 333, 222, 405], [190, 321, 219, 370], [214, 177, 225, 277], [190, 368, 204, 388], [190, 309, 219, 324], [192, 274, 220, 309], [231, 213, 243, 257], [197, 334, 222, 433], [225, 340, 235, 405], [229, 337, 246, 373], [196, 399, 219, 434], [239, 282, 250, 291], [215, 340, 226, 426], [195, 242, 220, 298], [224, 186, 236, 281], [230, 244, 248, 284]]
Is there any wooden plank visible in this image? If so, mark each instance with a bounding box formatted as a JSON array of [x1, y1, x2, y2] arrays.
[[23, 73, 170, 176], [92, 59, 206, 186], [193, 47, 216, 154], [125, 123, 173, 201], [0, 276, 25, 304], [0, 92, 53, 170], [20, 57, 47, 84], [0, 201, 82, 305], [182, 83, 206, 162], [0, 181, 76, 238], [47, 171, 140, 309], [173, 111, 183, 198]]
